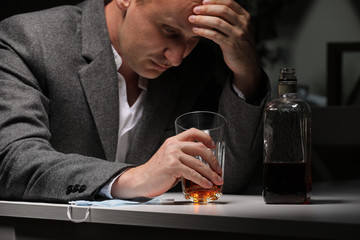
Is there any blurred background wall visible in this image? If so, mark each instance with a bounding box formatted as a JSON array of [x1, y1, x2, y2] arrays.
[[235, 0, 360, 105], [261, 0, 360, 105]]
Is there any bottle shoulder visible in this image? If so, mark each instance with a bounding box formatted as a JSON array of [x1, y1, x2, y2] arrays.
[[265, 97, 311, 113]]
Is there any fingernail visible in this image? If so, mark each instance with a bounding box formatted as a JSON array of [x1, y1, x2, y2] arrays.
[[203, 0, 211, 4], [189, 15, 195, 22], [217, 175, 223, 184], [193, 6, 201, 13], [192, 27, 199, 33], [211, 141, 216, 149]]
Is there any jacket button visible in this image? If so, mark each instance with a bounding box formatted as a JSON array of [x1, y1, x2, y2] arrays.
[[73, 184, 80, 193], [66, 185, 73, 195], [79, 185, 87, 193]]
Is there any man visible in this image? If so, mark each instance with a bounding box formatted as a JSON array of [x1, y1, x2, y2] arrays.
[[0, 0, 269, 202]]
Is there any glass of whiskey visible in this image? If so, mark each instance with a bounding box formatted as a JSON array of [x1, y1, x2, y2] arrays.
[[175, 111, 227, 204]]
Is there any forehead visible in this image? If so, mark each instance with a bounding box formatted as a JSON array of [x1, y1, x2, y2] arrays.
[[143, 0, 202, 8], [143, 0, 202, 28], [143, 0, 201, 18]]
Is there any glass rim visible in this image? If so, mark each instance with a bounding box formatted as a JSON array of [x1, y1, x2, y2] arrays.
[[175, 111, 227, 132]]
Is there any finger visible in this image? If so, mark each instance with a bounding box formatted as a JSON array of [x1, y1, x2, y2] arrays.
[[189, 14, 232, 37], [180, 141, 222, 173], [202, 0, 250, 17], [190, 10, 251, 38], [176, 128, 216, 149], [180, 164, 214, 189], [191, 15, 252, 49], [193, 4, 238, 26], [192, 26, 228, 47], [180, 152, 224, 186], [193, 4, 251, 32]]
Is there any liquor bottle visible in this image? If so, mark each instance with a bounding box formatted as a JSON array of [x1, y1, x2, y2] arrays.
[[263, 68, 311, 204]]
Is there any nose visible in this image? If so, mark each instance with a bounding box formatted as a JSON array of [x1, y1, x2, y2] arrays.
[[163, 41, 188, 67]]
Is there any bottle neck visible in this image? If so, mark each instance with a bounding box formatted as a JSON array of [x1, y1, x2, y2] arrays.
[[278, 80, 297, 98]]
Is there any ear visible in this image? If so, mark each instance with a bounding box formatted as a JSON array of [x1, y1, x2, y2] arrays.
[[115, 0, 131, 10]]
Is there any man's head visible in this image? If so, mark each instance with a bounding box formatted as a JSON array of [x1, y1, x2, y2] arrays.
[[107, 0, 202, 79]]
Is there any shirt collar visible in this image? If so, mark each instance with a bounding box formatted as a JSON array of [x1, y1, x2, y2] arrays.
[[111, 45, 122, 70], [111, 45, 148, 91]]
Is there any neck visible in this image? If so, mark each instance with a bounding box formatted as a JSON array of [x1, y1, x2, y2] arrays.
[[105, 1, 123, 53], [105, 1, 141, 107]]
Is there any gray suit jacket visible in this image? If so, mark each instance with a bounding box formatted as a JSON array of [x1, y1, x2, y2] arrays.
[[0, 0, 270, 203]]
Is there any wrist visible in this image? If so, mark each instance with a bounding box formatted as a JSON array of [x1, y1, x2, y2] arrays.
[[111, 167, 141, 199], [233, 67, 261, 102]]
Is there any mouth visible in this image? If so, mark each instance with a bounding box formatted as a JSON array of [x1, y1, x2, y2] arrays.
[[151, 60, 171, 71]]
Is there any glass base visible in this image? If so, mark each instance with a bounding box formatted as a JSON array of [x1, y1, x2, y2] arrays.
[[183, 188, 222, 204]]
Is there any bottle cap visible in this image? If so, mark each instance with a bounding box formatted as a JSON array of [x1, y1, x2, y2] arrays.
[[279, 68, 297, 81]]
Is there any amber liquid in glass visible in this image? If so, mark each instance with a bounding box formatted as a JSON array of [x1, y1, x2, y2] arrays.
[[183, 176, 222, 204]]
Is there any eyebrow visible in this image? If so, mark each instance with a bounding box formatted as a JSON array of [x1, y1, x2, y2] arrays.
[[161, 15, 187, 31], [161, 15, 198, 38], [175, 20, 185, 30]]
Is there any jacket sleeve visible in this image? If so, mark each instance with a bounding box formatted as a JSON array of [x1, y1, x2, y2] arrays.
[[218, 71, 270, 193], [0, 17, 129, 203]]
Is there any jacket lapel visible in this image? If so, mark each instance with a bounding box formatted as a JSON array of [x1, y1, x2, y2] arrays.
[[78, 0, 119, 162], [78, 53, 119, 162]]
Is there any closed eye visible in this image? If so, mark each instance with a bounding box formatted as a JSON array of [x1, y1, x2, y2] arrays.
[[162, 24, 180, 37], [161, 24, 202, 42]]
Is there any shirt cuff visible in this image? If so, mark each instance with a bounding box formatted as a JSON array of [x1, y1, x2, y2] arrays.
[[98, 175, 119, 199], [232, 83, 246, 101], [98, 167, 133, 199]]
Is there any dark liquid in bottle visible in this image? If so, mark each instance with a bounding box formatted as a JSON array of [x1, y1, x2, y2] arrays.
[[263, 162, 310, 204]]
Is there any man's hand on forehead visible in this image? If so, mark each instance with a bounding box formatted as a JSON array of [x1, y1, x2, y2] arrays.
[[188, 0, 261, 102], [189, 0, 249, 36]]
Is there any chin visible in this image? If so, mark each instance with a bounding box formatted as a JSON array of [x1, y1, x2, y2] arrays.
[[139, 69, 165, 79]]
